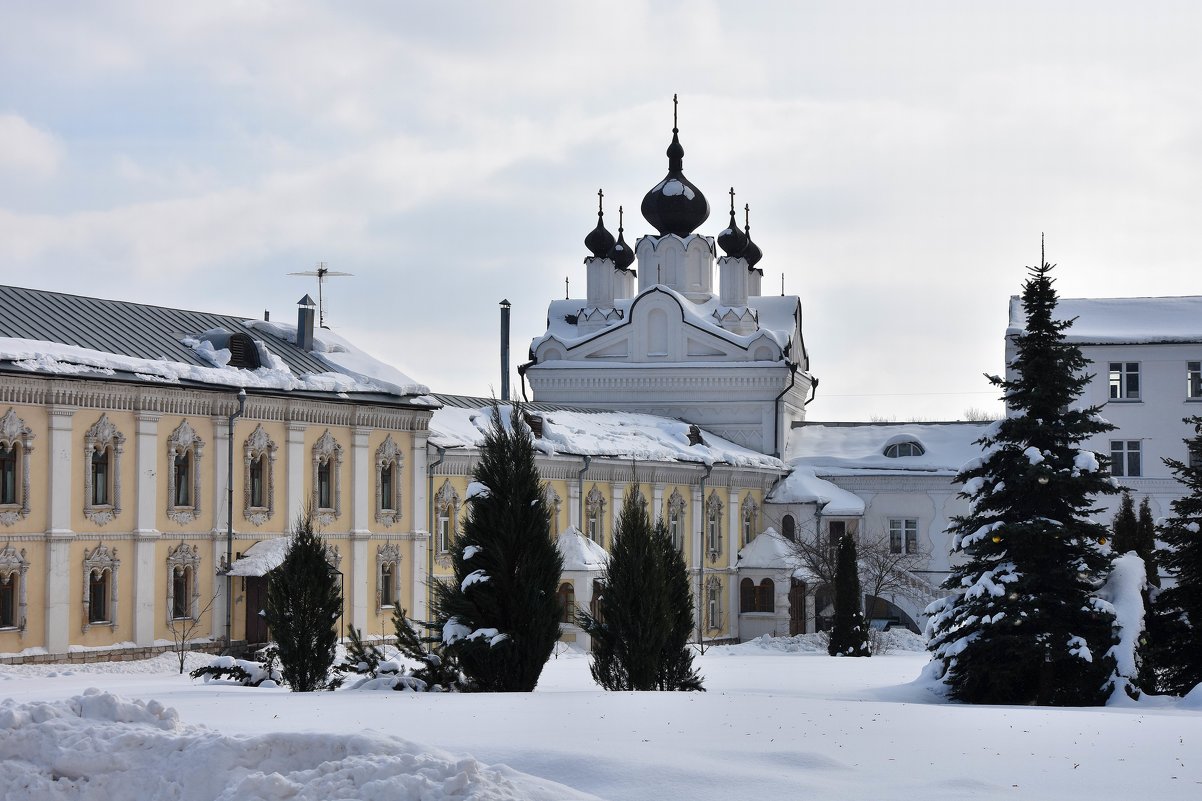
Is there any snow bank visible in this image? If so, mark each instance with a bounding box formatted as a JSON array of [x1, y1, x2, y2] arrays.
[[0, 689, 597, 801], [227, 537, 291, 577], [766, 465, 865, 515], [786, 421, 994, 476], [1010, 295, 1202, 344], [736, 529, 794, 569], [709, 629, 926, 656]]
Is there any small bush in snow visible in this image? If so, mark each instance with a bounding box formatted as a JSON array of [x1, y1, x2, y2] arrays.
[[190, 647, 282, 687]]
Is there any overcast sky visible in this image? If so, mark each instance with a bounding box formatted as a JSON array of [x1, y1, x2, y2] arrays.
[[3, 2, 1201, 421]]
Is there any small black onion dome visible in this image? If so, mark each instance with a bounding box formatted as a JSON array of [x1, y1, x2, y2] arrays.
[[584, 189, 615, 258], [743, 204, 763, 269], [717, 193, 748, 257], [640, 125, 710, 236], [609, 230, 635, 270]]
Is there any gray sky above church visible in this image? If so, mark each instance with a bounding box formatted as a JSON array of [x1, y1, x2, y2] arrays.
[[3, 1, 1200, 421]]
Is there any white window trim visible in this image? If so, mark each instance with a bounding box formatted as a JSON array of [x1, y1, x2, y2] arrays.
[[1188, 361, 1202, 400], [544, 485, 562, 536], [243, 424, 277, 525], [166, 419, 204, 525], [889, 518, 919, 554], [706, 575, 723, 631], [667, 489, 686, 551], [435, 479, 460, 554], [82, 543, 119, 632], [376, 543, 402, 609], [741, 495, 759, 545], [1109, 361, 1141, 401], [83, 414, 124, 526], [0, 545, 29, 632], [705, 492, 724, 558], [585, 486, 606, 545], [311, 429, 343, 525], [165, 542, 201, 623], [0, 408, 34, 527], [1111, 439, 1143, 478], [375, 435, 404, 527]]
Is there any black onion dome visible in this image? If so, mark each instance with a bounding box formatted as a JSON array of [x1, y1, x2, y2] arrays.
[[717, 190, 748, 257], [743, 204, 763, 269], [584, 189, 615, 258], [640, 120, 710, 236], [608, 205, 636, 270]]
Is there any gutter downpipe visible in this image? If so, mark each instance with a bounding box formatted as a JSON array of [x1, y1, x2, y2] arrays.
[[427, 445, 447, 619], [577, 455, 592, 532], [225, 388, 246, 650], [772, 363, 799, 459], [696, 461, 714, 652]]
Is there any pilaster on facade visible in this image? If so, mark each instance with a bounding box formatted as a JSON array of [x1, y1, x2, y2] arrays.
[[349, 426, 371, 536], [349, 533, 369, 632], [132, 536, 157, 646], [44, 536, 72, 654], [211, 414, 231, 534], [47, 405, 76, 535], [285, 422, 307, 523], [134, 411, 160, 536]]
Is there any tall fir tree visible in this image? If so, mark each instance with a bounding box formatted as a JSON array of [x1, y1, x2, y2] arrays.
[[1149, 416, 1202, 695], [1112, 493, 1138, 554], [579, 492, 704, 691], [433, 403, 564, 692], [1136, 497, 1160, 588], [264, 511, 343, 692], [828, 533, 870, 657], [926, 259, 1119, 705]]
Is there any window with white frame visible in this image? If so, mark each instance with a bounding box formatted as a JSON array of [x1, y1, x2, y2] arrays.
[[435, 480, 460, 554], [312, 429, 343, 523], [586, 487, 606, 545], [0, 408, 34, 527], [889, 518, 919, 554], [883, 441, 924, 458], [165, 542, 200, 622], [706, 576, 722, 630], [544, 486, 562, 536], [166, 420, 204, 524], [1189, 361, 1202, 400], [740, 577, 775, 613], [376, 543, 401, 609], [666, 489, 686, 551], [0, 545, 28, 631], [243, 424, 277, 526], [1111, 440, 1142, 477], [83, 414, 124, 526], [375, 435, 404, 526], [82, 543, 119, 631], [1109, 362, 1140, 400], [741, 495, 759, 546], [705, 492, 723, 557]]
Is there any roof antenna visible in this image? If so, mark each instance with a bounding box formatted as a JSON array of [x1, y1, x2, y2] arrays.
[[289, 262, 352, 329]]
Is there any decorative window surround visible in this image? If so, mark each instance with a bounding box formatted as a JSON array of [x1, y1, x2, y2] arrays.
[[83, 414, 125, 526], [435, 480, 460, 555], [667, 489, 686, 551], [312, 429, 343, 526], [705, 492, 724, 559], [0, 408, 34, 527], [706, 575, 723, 630], [376, 543, 401, 609], [82, 543, 119, 632], [166, 420, 204, 525], [375, 435, 404, 527], [243, 424, 277, 526], [585, 486, 606, 545], [0, 545, 29, 632], [325, 544, 342, 573], [544, 486, 562, 536], [741, 495, 759, 546], [165, 542, 201, 622]]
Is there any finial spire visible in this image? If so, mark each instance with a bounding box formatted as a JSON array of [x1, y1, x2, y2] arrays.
[[598, 188, 605, 216], [744, 203, 751, 230], [673, 93, 678, 131], [729, 187, 736, 214], [618, 205, 624, 232]]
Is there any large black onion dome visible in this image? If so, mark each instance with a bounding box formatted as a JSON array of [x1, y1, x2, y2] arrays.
[[584, 189, 615, 258], [717, 188, 748, 257], [640, 98, 709, 236], [744, 204, 763, 270], [608, 206, 635, 270]]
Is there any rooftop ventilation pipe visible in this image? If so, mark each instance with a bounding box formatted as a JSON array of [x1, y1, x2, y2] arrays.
[[297, 295, 317, 351], [500, 299, 511, 401]]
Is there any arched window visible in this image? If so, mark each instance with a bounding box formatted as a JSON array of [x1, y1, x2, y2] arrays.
[[83, 414, 124, 526], [82, 544, 119, 631], [740, 577, 756, 613], [243, 424, 277, 525], [883, 441, 925, 458], [0, 408, 34, 526], [166, 542, 200, 622], [376, 543, 401, 609], [435, 480, 460, 554], [0, 545, 28, 631], [375, 435, 404, 526], [558, 582, 576, 624], [312, 429, 343, 524], [757, 578, 775, 613], [586, 487, 606, 546], [782, 514, 796, 542], [666, 489, 686, 551], [166, 420, 204, 524]]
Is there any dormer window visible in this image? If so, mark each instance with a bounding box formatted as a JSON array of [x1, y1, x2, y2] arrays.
[[227, 333, 261, 369], [884, 441, 925, 458]]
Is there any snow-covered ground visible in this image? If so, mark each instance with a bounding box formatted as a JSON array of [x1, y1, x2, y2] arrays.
[[2, 634, 1200, 800]]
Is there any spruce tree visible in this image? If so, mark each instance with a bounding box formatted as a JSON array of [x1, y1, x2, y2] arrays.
[[1137, 497, 1160, 588], [579, 493, 704, 691], [1150, 416, 1202, 695], [828, 532, 870, 657], [1112, 493, 1138, 555], [926, 260, 1118, 705], [433, 403, 563, 692], [264, 511, 342, 692]]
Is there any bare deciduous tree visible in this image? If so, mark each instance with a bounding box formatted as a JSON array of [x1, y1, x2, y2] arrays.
[[168, 591, 218, 674]]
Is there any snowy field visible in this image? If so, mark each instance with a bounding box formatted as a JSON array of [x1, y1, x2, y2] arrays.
[[2, 634, 1200, 801]]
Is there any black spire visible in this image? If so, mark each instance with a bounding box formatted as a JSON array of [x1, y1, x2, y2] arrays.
[[608, 205, 636, 270], [717, 187, 748, 258], [584, 188, 616, 258], [640, 95, 710, 237], [743, 203, 763, 270]]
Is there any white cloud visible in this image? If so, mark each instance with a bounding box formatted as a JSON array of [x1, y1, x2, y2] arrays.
[[0, 114, 62, 178]]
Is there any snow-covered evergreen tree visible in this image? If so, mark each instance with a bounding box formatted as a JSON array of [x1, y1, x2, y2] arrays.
[[828, 532, 870, 657], [1112, 493, 1138, 555], [433, 403, 563, 692], [926, 260, 1118, 705], [264, 511, 342, 692], [1137, 497, 1160, 588], [1150, 416, 1202, 695], [579, 493, 704, 691]]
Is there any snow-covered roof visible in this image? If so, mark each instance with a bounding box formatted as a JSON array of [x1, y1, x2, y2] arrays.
[[1008, 295, 1202, 344], [784, 421, 992, 477], [532, 285, 800, 356], [766, 465, 866, 515], [0, 285, 431, 401], [429, 401, 784, 470], [226, 537, 290, 577], [736, 529, 795, 569], [556, 526, 609, 571]]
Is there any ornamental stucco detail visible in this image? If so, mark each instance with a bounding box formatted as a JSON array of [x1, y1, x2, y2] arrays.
[[83, 414, 125, 526], [311, 429, 343, 526], [0, 545, 29, 632], [0, 408, 34, 526], [165, 541, 201, 623], [82, 543, 119, 633], [166, 419, 204, 525], [243, 424, 277, 526], [375, 434, 404, 527]]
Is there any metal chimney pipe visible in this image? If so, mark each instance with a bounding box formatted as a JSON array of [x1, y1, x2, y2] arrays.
[[499, 299, 511, 401]]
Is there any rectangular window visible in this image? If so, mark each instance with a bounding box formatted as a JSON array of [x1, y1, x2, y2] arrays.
[[174, 452, 191, 507], [249, 456, 265, 508], [317, 460, 332, 509], [1111, 440, 1142, 477], [707, 513, 721, 554], [1189, 445, 1202, 472], [91, 449, 109, 506], [889, 519, 918, 554], [172, 568, 190, 619], [0, 575, 15, 628], [1109, 362, 1140, 400], [379, 463, 394, 511], [668, 512, 682, 551], [1189, 362, 1202, 399], [707, 585, 722, 629], [437, 511, 452, 553], [380, 563, 394, 607], [0, 444, 17, 505], [88, 571, 108, 624]]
